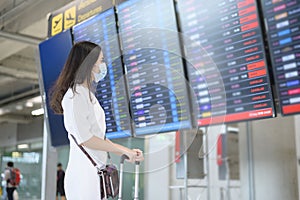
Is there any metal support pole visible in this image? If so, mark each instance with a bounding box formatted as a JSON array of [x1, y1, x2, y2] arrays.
[[183, 132, 188, 200], [204, 128, 211, 200], [225, 157, 231, 200], [246, 122, 255, 200]]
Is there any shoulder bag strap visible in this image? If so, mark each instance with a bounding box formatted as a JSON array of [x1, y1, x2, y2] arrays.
[[70, 134, 97, 167], [104, 136, 112, 163]]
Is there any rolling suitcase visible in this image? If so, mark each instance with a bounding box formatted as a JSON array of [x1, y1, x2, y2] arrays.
[[118, 154, 141, 200]]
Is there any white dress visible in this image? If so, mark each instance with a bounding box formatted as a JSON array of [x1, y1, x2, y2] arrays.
[[62, 84, 107, 200]]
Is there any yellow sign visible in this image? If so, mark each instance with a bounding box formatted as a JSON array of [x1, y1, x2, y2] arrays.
[[64, 6, 76, 30], [48, 0, 114, 37], [51, 13, 63, 36]]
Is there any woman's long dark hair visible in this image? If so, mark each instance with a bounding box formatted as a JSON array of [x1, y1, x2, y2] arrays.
[[50, 41, 101, 114]]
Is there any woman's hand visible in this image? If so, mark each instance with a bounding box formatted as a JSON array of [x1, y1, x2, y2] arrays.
[[123, 149, 144, 163], [123, 149, 138, 163], [133, 149, 144, 162]]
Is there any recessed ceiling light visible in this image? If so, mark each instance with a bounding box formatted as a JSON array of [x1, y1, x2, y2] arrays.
[[16, 105, 23, 110], [25, 101, 34, 107], [29, 96, 42, 104], [17, 144, 29, 149], [31, 108, 44, 116], [0, 108, 11, 115], [0, 108, 5, 115]]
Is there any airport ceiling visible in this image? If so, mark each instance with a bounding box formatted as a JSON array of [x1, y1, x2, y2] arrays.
[[0, 0, 73, 124]]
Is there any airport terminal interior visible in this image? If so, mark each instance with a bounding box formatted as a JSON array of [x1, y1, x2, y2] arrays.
[[0, 0, 300, 200]]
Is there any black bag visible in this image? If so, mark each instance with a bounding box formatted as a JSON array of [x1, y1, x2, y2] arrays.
[[99, 164, 119, 199], [70, 135, 119, 199]]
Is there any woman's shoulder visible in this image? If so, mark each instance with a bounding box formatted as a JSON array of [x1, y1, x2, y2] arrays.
[[67, 85, 88, 95], [62, 84, 97, 106], [76, 84, 98, 101], [62, 85, 84, 100], [75, 84, 87, 91]]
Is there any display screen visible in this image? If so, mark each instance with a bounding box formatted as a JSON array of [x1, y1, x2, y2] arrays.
[[177, 0, 276, 125], [73, 8, 132, 139], [39, 30, 73, 147], [117, 0, 192, 135], [260, 0, 300, 115]]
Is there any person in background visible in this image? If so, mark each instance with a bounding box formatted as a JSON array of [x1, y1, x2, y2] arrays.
[[49, 41, 144, 199], [4, 162, 17, 200], [56, 163, 66, 200]]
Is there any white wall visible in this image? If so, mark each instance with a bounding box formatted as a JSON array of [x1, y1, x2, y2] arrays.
[[239, 115, 298, 200], [294, 115, 300, 199], [239, 122, 252, 200], [144, 133, 172, 200]]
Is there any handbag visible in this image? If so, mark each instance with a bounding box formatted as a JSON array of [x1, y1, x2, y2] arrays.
[[70, 134, 119, 199]]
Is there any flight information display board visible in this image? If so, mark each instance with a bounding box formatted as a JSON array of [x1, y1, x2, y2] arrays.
[[73, 8, 132, 139], [117, 0, 192, 135], [177, 0, 276, 125], [260, 0, 300, 115]]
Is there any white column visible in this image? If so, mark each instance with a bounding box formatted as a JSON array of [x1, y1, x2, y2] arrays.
[[41, 119, 57, 200], [144, 133, 171, 200], [294, 115, 300, 199]]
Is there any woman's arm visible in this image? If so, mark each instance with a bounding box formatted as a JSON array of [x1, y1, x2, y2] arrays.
[[82, 136, 139, 162], [106, 139, 144, 161]]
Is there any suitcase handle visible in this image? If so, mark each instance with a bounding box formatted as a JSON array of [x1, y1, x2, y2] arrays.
[[134, 161, 140, 200], [121, 153, 141, 164], [119, 155, 141, 200], [118, 154, 128, 200], [120, 154, 129, 164]]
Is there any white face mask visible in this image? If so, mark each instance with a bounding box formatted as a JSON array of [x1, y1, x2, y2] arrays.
[[93, 63, 107, 82]]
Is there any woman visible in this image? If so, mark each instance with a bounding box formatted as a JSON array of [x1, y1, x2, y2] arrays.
[[50, 41, 144, 199]]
